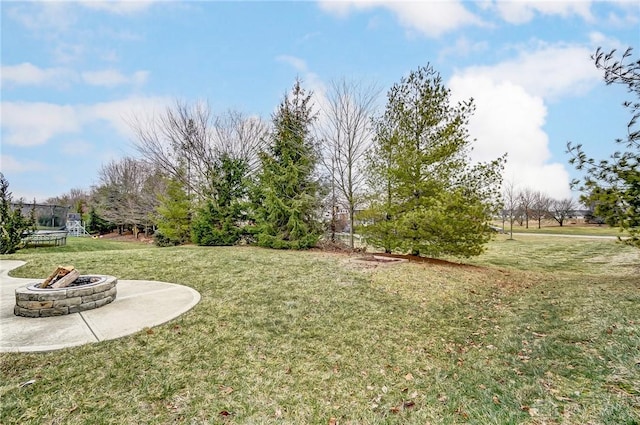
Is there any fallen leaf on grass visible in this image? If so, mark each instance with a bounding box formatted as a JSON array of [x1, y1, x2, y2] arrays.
[[403, 401, 416, 409], [219, 410, 232, 417], [455, 406, 469, 419], [492, 395, 500, 405], [404, 372, 414, 381], [328, 417, 337, 425], [219, 386, 234, 395]]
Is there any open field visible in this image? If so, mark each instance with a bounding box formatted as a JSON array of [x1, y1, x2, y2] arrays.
[[492, 221, 629, 237], [1, 236, 639, 424]]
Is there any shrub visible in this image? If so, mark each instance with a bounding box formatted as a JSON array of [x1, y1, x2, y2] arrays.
[[0, 173, 33, 254], [153, 231, 182, 247]]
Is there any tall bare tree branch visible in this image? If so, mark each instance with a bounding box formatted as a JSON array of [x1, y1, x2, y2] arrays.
[[317, 78, 381, 247], [129, 101, 269, 199]]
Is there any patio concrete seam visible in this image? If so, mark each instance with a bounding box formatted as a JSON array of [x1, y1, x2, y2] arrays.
[[79, 312, 101, 342]]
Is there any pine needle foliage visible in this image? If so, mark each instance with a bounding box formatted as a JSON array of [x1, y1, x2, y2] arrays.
[[363, 64, 505, 258], [192, 154, 249, 246], [568, 47, 640, 248], [251, 80, 322, 249], [0, 173, 34, 254], [154, 176, 191, 246]]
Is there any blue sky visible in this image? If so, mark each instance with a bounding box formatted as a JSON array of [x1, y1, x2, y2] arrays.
[[1, 0, 638, 203]]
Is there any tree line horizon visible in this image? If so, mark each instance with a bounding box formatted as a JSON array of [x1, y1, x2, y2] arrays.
[[2, 48, 637, 254]]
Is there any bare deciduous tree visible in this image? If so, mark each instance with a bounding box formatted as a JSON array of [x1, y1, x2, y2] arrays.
[[518, 188, 535, 229], [129, 101, 268, 199], [317, 79, 380, 247], [550, 198, 576, 227], [46, 188, 91, 213], [93, 158, 160, 237], [502, 181, 520, 239], [213, 110, 269, 175], [530, 191, 553, 229]]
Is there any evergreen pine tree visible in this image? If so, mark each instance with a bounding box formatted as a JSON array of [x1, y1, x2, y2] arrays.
[[252, 80, 322, 249], [568, 47, 640, 248], [86, 206, 114, 234], [192, 154, 249, 246], [363, 65, 505, 258], [155, 176, 191, 246], [0, 173, 33, 254]]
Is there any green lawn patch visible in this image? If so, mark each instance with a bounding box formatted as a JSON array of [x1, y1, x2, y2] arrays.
[[1, 238, 638, 424], [494, 222, 629, 237]]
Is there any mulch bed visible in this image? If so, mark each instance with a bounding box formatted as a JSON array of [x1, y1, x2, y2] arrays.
[[372, 253, 482, 269]]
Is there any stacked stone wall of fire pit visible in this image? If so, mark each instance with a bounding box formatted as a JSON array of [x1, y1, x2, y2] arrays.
[[14, 276, 117, 318]]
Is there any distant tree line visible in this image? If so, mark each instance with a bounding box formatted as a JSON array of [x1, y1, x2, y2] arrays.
[[8, 50, 635, 255], [13, 65, 505, 258], [500, 182, 598, 238]]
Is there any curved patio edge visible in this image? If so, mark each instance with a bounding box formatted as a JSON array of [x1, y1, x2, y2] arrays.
[[0, 260, 201, 353]]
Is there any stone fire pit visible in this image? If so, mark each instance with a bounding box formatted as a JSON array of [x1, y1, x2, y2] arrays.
[[15, 275, 118, 318]]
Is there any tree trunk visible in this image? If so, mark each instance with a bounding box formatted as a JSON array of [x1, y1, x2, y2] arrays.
[[349, 205, 355, 249]]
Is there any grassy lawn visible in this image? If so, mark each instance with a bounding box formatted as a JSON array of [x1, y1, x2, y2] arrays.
[[1, 236, 639, 424], [493, 221, 628, 237]]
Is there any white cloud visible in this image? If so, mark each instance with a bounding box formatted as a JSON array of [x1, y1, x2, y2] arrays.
[[320, 0, 639, 32], [438, 36, 489, 61], [53, 42, 87, 65], [1, 63, 76, 88], [6, 2, 77, 33], [81, 69, 149, 87], [78, 0, 158, 15], [588, 31, 624, 52], [485, 0, 593, 24], [503, 163, 572, 200], [602, 0, 640, 26], [0, 154, 48, 174], [276, 55, 309, 73], [276, 55, 327, 115], [1, 63, 148, 89], [1, 102, 81, 147], [449, 75, 572, 199], [1, 97, 170, 148], [455, 43, 602, 100], [83, 96, 172, 138], [61, 140, 93, 156], [318, 0, 484, 37], [276, 55, 326, 94], [447, 41, 603, 198]]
